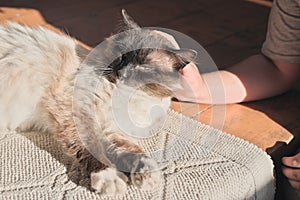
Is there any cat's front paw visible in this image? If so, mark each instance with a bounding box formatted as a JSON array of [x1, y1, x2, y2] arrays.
[[131, 157, 161, 190], [91, 167, 127, 195]]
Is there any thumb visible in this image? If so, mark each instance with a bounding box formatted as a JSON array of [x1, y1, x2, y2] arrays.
[[181, 62, 199, 76], [282, 153, 300, 168]]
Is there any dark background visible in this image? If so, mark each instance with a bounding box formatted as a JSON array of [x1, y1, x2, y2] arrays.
[[0, 0, 271, 68]]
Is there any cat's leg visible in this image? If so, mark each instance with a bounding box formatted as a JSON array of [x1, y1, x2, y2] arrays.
[[56, 126, 128, 195], [58, 129, 128, 195], [107, 133, 162, 190], [78, 147, 128, 194], [45, 102, 129, 194]]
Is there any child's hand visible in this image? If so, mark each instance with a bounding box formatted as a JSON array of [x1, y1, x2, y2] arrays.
[[174, 62, 205, 103]]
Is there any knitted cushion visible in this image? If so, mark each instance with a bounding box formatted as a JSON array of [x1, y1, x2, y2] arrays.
[[0, 110, 275, 200]]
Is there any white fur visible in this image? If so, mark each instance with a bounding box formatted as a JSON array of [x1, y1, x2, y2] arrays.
[[91, 167, 127, 195], [83, 72, 171, 139], [0, 22, 78, 130], [131, 157, 161, 190], [110, 83, 170, 138], [0, 22, 166, 195], [0, 23, 173, 137]]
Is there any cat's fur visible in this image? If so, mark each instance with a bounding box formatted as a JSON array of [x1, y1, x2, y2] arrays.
[[0, 10, 195, 194]]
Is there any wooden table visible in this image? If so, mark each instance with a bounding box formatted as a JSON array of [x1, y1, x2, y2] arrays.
[[171, 100, 294, 153]]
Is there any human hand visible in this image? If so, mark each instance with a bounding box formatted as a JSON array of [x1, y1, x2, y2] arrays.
[[282, 152, 300, 196], [174, 62, 205, 103]]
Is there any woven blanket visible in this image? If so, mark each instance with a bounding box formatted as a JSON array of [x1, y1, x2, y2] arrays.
[[0, 110, 275, 200]]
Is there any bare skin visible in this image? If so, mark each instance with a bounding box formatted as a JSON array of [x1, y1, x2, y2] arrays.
[[282, 154, 300, 196], [174, 53, 300, 195], [175, 54, 300, 104]]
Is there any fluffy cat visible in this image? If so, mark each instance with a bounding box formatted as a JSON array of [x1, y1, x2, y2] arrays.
[[0, 10, 196, 194]]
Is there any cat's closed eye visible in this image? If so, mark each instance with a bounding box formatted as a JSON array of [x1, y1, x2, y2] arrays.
[[137, 65, 152, 71]]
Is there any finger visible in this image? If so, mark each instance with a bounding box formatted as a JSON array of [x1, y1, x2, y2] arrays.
[[282, 153, 300, 168], [181, 62, 199, 75], [282, 167, 300, 181], [288, 179, 300, 191]]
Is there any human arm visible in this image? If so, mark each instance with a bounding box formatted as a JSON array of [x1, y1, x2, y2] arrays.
[[174, 53, 300, 104]]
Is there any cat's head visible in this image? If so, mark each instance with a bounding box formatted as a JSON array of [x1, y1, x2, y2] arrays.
[[105, 10, 197, 97]]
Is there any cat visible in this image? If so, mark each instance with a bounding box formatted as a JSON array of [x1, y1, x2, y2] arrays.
[[0, 9, 196, 194]]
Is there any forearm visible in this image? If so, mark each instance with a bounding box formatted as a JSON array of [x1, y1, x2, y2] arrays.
[[222, 54, 299, 103], [203, 54, 300, 104], [176, 54, 300, 104]]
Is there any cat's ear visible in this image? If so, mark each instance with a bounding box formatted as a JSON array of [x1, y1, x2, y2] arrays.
[[173, 49, 197, 62], [121, 9, 140, 29]]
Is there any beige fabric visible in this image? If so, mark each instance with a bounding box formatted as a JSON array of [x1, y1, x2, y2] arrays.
[[0, 110, 275, 200]]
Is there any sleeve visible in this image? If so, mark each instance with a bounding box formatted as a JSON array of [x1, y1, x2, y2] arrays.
[[261, 0, 300, 63]]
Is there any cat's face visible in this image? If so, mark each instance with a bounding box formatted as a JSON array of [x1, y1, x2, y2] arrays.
[[105, 10, 196, 97], [109, 48, 194, 97]]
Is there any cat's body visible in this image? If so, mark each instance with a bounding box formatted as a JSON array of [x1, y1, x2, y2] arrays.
[[0, 22, 77, 130], [0, 10, 195, 194]]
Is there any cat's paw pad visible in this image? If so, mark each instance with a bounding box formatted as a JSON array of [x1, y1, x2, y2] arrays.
[[131, 157, 161, 190], [91, 168, 127, 195]]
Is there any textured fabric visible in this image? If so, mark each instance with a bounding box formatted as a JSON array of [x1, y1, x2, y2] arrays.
[[0, 110, 275, 200], [261, 0, 300, 63]]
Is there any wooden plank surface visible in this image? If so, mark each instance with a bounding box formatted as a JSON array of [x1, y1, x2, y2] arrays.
[[172, 102, 293, 151]]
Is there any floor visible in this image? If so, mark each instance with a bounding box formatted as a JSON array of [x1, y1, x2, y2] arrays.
[[1, 0, 300, 199]]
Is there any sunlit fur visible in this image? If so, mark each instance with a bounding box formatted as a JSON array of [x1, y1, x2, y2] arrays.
[[0, 10, 195, 194]]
